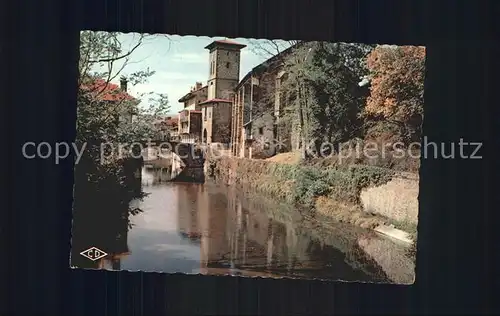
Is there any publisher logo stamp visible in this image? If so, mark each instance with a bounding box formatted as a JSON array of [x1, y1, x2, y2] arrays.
[[80, 247, 108, 261]]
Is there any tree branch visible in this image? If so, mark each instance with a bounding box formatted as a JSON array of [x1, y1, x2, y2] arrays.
[[89, 35, 144, 63]]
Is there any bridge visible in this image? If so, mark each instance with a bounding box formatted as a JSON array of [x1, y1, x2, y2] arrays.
[[125, 140, 206, 183]]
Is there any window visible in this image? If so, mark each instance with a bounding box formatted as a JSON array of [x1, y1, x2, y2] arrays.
[[204, 107, 207, 121], [208, 110, 211, 119], [226, 62, 230, 68], [210, 82, 213, 85], [258, 127, 264, 135]]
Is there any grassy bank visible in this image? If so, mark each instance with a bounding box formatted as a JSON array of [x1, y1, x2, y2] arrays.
[[208, 155, 420, 234]]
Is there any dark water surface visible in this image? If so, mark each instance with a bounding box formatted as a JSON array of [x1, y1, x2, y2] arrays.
[[71, 167, 415, 283]]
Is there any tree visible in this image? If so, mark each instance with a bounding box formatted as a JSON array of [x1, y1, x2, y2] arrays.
[[247, 39, 301, 65], [275, 41, 373, 158], [74, 31, 170, 228], [249, 39, 374, 159], [117, 92, 170, 142], [303, 42, 373, 153], [362, 45, 426, 144], [78, 31, 170, 147]]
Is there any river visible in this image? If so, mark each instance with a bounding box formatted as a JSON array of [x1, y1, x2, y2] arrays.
[[71, 166, 415, 284]]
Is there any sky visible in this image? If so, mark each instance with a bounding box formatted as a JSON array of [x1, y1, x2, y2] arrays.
[[90, 33, 288, 114]]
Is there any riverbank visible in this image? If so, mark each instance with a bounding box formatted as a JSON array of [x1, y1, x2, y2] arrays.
[[224, 183, 414, 283], [206, 154, 418, 245], [77, 165, 413, 283]]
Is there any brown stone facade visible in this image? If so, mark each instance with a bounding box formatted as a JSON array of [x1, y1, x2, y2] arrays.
[[201, 100, 232, 145], [175, 40, 246, 147], [206, 40, 245, 101], [201, 40, 246, 146], [176, 39, 300, 153], [230, 50, 297, 158]]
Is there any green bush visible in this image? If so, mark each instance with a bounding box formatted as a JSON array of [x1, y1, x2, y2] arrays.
[[324, 169, 359, 203], [266, 162, 299, 179], [293, 167, 331, 208], [285, 164, 393, 208], [348, 165, 394, 194], [213, 157, 394, 211], [297, 164, 394, 207]]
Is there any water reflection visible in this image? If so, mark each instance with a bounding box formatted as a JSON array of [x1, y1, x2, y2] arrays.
[[142, 166, 173, 185], [71, 166, 414, 283]]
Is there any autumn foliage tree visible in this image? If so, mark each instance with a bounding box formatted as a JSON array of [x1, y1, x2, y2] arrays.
[[363, 45, 426, 144]]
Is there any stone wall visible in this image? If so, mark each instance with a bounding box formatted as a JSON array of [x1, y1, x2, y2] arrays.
[[208, 155, 419, 229], [250, 112, 276, 158], [212, 102, 232, 144], [207, 46, 241, 100], [193, 87, 208, 110], [360, 173, 419, 225], [215, 49, 241, 81], [215, 79, 239, 100]]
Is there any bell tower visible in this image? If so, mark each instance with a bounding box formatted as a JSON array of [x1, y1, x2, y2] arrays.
[[205, 39, 246, 100]]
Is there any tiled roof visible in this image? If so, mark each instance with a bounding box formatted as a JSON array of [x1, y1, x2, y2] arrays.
[[178, 85, 208, 102], [215, 39, 243, 45], [80, 79, 136, 102], [205, 39, 247, 50], [165, 118, 178, 126]]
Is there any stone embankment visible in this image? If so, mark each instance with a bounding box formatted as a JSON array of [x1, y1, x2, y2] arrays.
[[360, 172, 419, 225], [206, 155, 418, 245]]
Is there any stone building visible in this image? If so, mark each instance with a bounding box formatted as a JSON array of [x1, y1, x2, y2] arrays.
[[231, 46, 296, 158], [200, 39, 246, 146], [175, 39, 300, 153], [165, 116, 180, 141], [153, 115, 179, 141], [178, 82, 207, 143], [153, 115, 178, 141]]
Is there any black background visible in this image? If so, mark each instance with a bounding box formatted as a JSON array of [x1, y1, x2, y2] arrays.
[[1, 0, 498, 314]]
